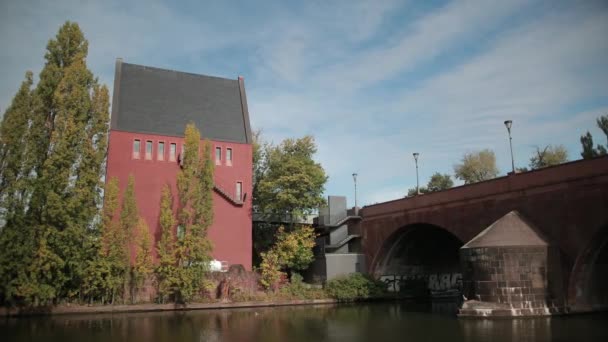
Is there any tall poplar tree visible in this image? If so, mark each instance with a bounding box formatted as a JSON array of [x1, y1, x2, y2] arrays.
[[83, 177, 123, 304], [132, 217, 153, 303], [156, 184, 178, 303], [174, 123, 214, 302], [0, 73, 35, 304], [0, 22, 110, 305], [0, 72, 33, 222], [120, 175, 139, 302]]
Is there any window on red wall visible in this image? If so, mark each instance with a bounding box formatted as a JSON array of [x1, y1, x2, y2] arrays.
[[158, 142, 165, 161], [236, 181, 243, 201], [215, 146, 222, 165], [226, 148, 233, 166], [145, 140, 153, 160], [133, 139, 141, 159], [169, 143, 176, 162]]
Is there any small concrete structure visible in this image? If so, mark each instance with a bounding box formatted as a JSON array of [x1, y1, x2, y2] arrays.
[[458, 211, 564, 317], [305, 196, 365, 282]]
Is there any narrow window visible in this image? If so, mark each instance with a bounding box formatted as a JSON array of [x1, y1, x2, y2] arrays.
[[158, 142, 165, 161], [236, 182, 243, 201], [145, 140, 153, 160], [215, 146, 222, 165], [169, 143, 177, 162], [226, 148, 233, 166], [133, 139, 141, 159]]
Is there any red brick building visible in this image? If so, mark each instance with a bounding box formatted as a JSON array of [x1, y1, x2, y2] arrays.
[[106, 59, 253, 270]]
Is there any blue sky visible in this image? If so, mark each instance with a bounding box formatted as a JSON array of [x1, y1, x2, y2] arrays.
[[1, 0, 607, 207]]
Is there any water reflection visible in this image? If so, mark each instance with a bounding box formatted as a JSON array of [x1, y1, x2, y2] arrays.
[[2, 303, 607, 342]]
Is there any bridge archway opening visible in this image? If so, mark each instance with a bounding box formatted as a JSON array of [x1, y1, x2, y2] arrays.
[[571, 225, 608, 310], [375, 224, 464, 299]]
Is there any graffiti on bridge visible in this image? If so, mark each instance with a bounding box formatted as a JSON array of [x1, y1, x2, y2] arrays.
[[380, 273, 462, 295]]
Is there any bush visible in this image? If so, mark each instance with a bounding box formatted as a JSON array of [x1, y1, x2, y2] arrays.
[[325, 273, 387, 301], [278, 273, 327, 300]]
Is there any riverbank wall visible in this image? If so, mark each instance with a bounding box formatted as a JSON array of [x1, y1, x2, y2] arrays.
[[0, 299, 338, 317]]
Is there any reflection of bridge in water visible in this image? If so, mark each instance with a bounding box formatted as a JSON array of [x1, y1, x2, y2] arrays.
[[356, 156, 608, 316]]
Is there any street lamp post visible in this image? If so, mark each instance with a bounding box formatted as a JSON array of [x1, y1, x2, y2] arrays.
[[504, 120, 515, 174], [413, 153, 420, 195], [352, 173, 358, 214]]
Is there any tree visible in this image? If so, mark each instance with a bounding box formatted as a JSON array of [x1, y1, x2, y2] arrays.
[[597, 115, 608, 146], [0, 71, 33, 223], [427, 173, 453, 192], [453, 149, 499, 184], [156, 184, 178, 303], [0, 73, 35, 305], [528, 145, 568, 169], [259, 225, 316, 290], [407, 187, 428, 197], [132, 217, 153, 303], [82, 177, 124, 304], [120, 175, 140, 302], [580, 114, 608, 159], [406, 172, 453, 197], [0, 21, 109, 306], [256, 135, 327, 222], [174, 123, 214, 302]]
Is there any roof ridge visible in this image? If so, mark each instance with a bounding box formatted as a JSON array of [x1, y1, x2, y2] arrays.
[[121, 61, 238, 82]]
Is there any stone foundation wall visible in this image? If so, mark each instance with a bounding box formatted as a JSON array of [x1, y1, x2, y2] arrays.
[[460, 246, 563, 316]]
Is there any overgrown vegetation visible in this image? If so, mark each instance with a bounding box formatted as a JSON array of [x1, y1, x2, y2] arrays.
[[325, 273, 387, 302], [259, 225, 316, 290]]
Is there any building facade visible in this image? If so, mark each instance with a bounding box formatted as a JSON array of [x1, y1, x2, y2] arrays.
[[106, 59, 253, 270]]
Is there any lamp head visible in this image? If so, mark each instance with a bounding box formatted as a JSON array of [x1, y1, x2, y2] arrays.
[[413, 152, 419, 161], [352, 173, 357, 181], [504, 120, 512, 130]]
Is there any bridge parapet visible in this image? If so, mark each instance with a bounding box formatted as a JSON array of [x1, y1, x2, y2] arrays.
[[362, 156, 608, 219]]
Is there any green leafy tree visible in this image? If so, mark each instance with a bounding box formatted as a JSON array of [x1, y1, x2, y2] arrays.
[[0, 22, 110, 305], [406, 173, 453, 197], [132, 217, 153, 303], [580, 115, 608, 159], [256, 135, 327, 222], [528, 145, 568, 169], [83, 177, 124, 304], [120, 175, 139, 302], [453, 149, 499, 184], [597, 115, 608, 146], [407, 187, 429, 197], [259, 225, 316, 290], [0, 73, 35, 305], [156, 184, 178, 303], [0, 71, 33, 223], [427, 172, 453, 192], [174, 123, 214, 302]]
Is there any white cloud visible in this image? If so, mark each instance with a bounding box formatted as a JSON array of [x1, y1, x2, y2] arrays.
[[1, 0, 607, 207]]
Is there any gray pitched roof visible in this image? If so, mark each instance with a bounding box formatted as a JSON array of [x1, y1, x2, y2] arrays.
[[462, 211, 549, 248], [110, 59, 252, 143]]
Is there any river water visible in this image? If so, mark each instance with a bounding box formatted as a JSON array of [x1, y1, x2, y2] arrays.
[[2, 302, 607, 342]]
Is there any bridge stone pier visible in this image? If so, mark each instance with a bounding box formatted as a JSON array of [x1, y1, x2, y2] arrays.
[[359, 156, 608, 317]]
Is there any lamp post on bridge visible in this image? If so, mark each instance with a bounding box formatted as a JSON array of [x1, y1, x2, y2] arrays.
[[504, 120, 515, 174], [413, 152, 420, 195], [352, 172, 358, 215]]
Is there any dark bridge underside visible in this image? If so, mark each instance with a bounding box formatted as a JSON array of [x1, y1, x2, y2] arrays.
[[376, 225, 463, 298]]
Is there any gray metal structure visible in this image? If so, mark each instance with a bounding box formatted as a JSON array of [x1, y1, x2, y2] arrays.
[[306, 195, 366, 282]]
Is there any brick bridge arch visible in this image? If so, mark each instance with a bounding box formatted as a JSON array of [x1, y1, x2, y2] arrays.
[[360, 156, 608, 311]]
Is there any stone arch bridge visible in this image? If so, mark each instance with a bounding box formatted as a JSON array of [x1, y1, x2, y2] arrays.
[[359, 156, 608, 314]]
